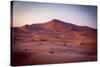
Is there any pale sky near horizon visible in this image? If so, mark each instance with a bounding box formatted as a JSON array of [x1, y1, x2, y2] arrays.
[[12, 1, 97, 29]]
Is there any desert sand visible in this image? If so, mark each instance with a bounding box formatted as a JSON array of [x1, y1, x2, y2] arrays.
[[11, 19, 97, 66]]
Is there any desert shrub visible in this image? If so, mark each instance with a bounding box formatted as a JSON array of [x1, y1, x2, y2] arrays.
[[63, 43, 69, 47], [55, 36, 59, 39], [25, 49, 28, 51], [63, 43, 66, 46], [49, 51, 54, 54], [40, 39, 47, 41], [80, 42, 85, 45]]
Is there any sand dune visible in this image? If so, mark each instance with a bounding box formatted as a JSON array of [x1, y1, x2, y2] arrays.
[[11, 19, 97, 66]]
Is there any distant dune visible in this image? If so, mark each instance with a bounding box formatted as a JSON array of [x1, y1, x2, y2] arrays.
[[11, 19, 97, 66]]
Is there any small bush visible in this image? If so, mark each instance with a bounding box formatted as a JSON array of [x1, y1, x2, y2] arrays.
[[49, 51, 54, 54], [40, 39, 47, 41], [25, 49, 28, 51]]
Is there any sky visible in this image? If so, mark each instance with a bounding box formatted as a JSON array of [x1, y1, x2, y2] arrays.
[[12, 1, 97, 29]]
